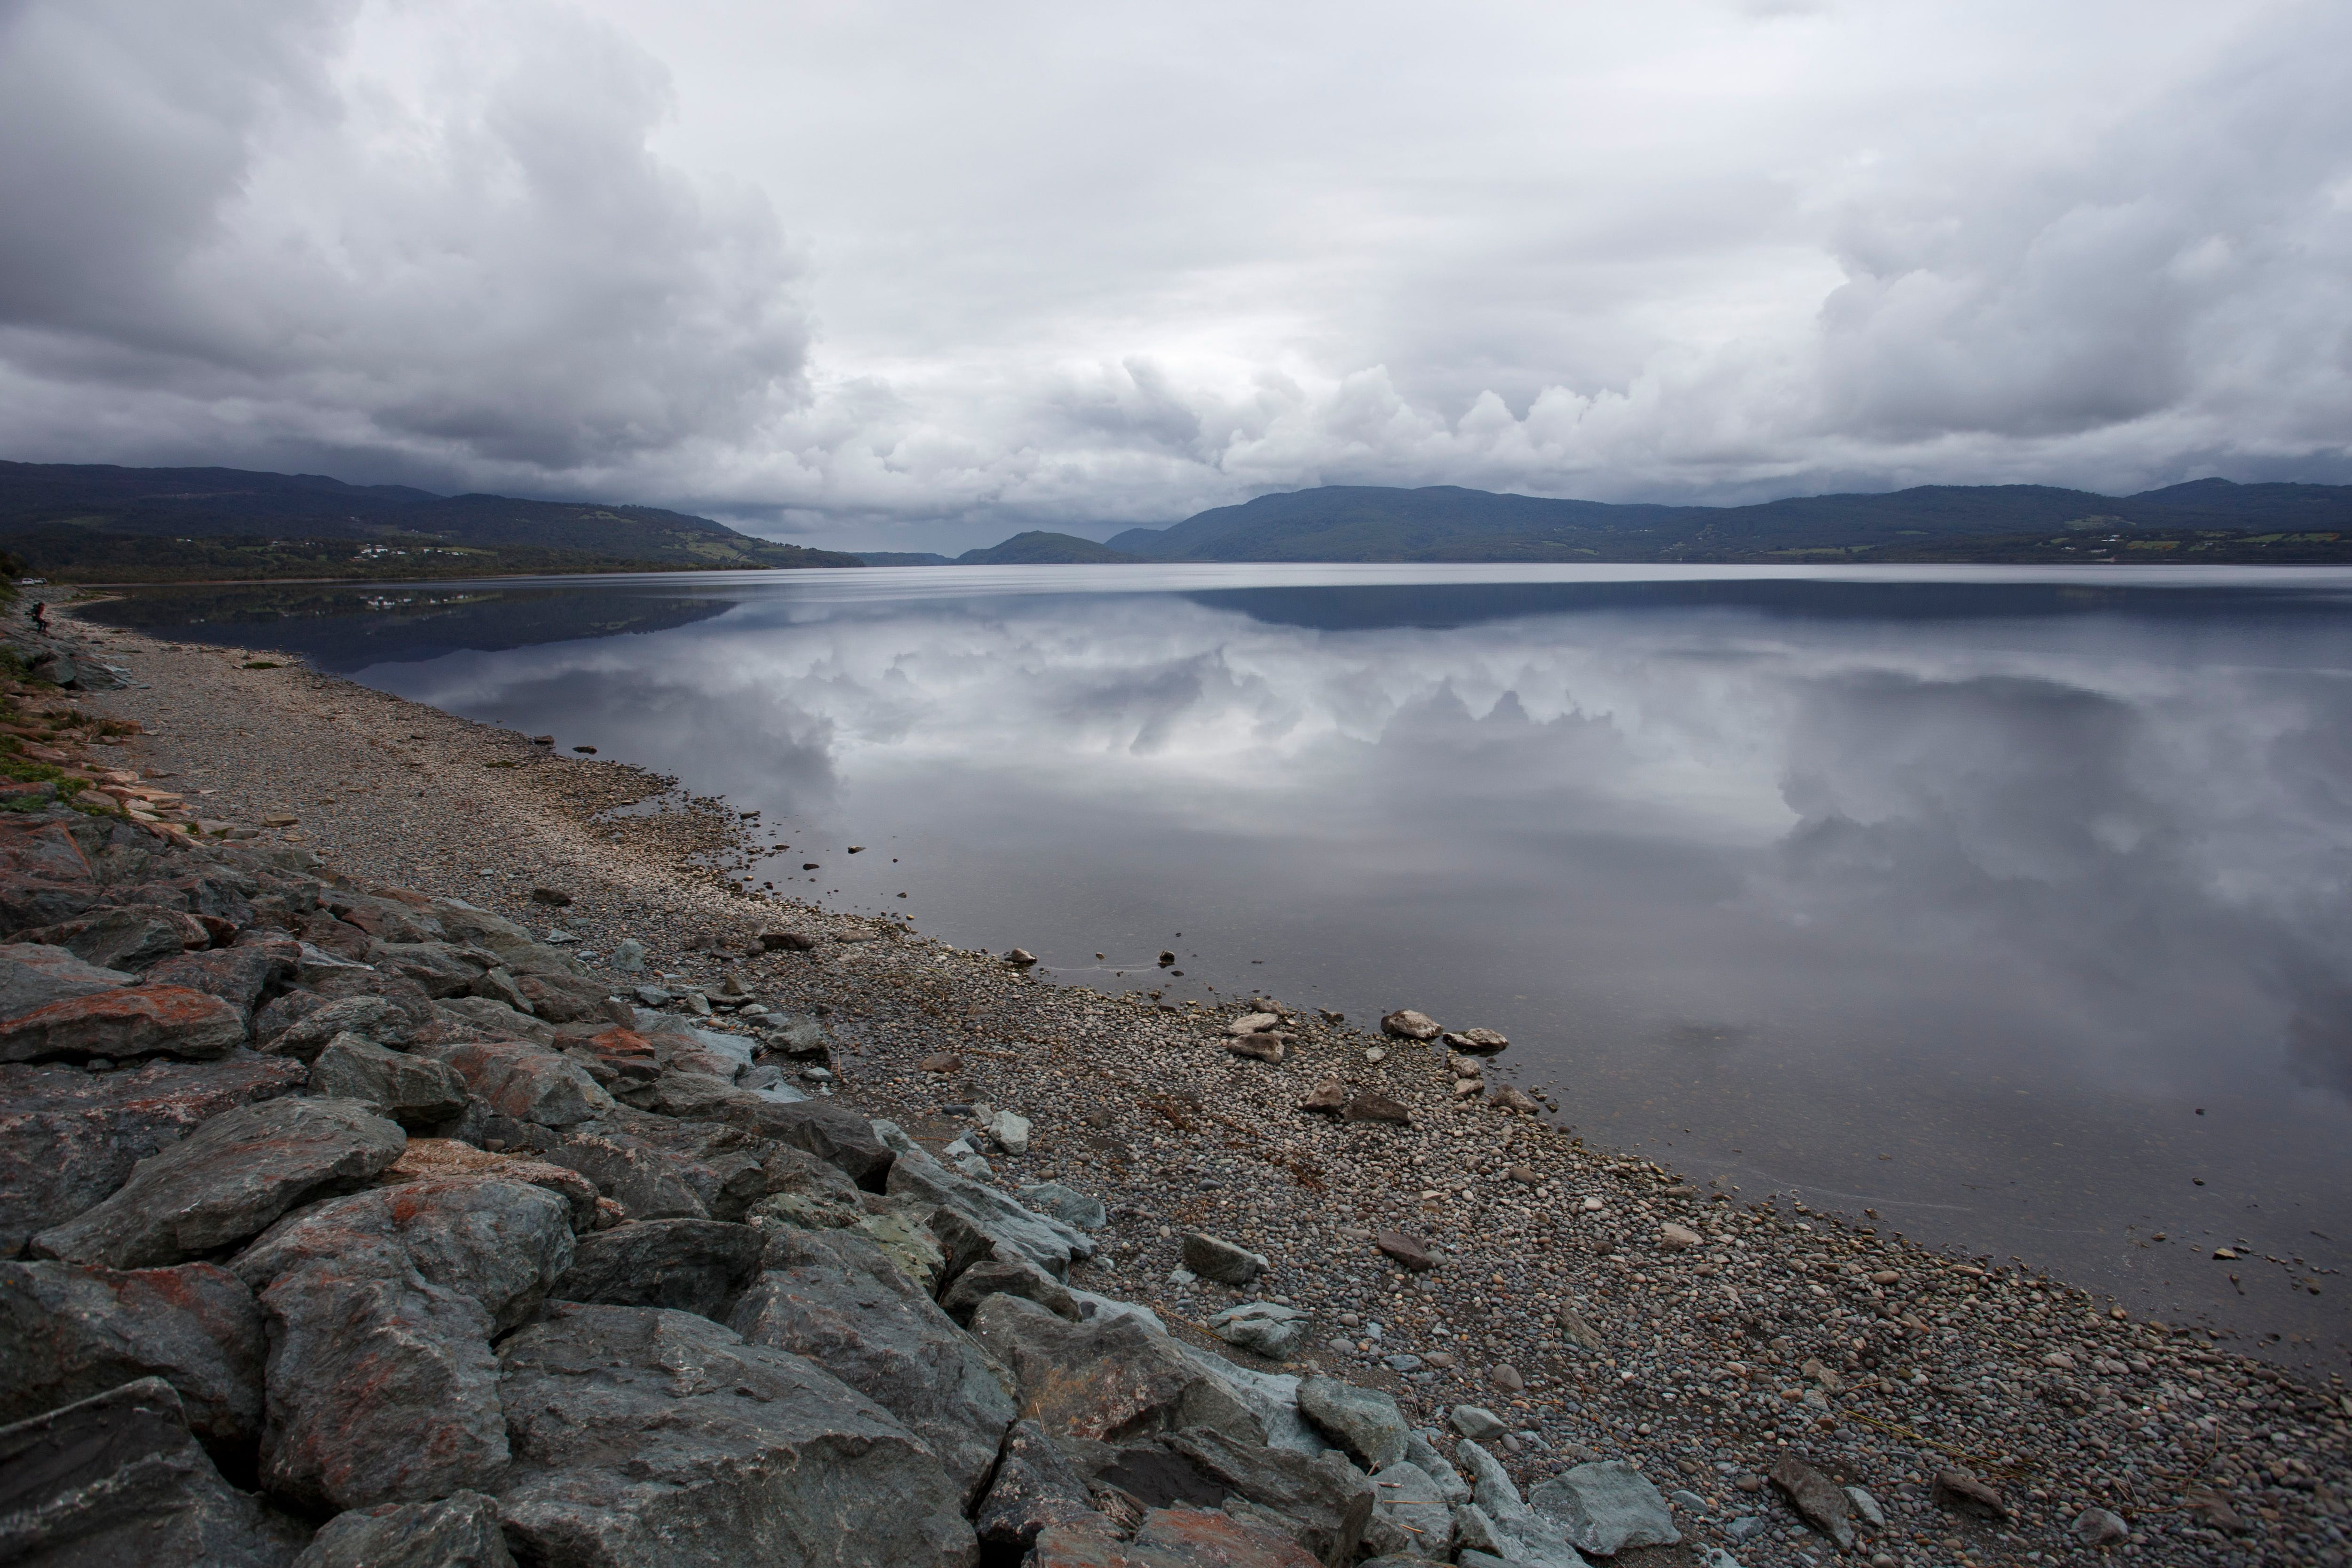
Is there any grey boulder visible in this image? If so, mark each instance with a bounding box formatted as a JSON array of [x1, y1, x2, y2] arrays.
[[236, 1179, 576, 1512], [1161, 1424, 1376, 1563], [1207, 1300, 1307, 1358], [1404, 1428, 1470, 1503], [1450, 1404, 1509, 1440], [878, 1126, 1091, 1278], [0, 1377, 307, 1568], [309, 1033, 468, 1128], [0, 1259, 264, 1457], [493, 1302, 977, 1567], [264, 995, 416, 1060], [1454, 1440, 1586, 1568], [731, 1226, 1018, 1507], [293, 1491, 515, 1568], [545, 1133, 710, 1220], [1367, 1460, 1457, 1558], [548, 1218, 764, 1321], [32, 1097, 405, 1269], [1296, 1375, 1411, 1472], [969, 1293, 1262, 1446], [142, 942, 295, 1021], [1015, 1180, 1106, 1233], [233, 1174, 577, 1334], [1528, 1459, 1681, 1555], [429, 1040, 611, 1127]]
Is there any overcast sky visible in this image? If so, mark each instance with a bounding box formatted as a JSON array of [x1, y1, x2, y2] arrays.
[[2, 0, 2346, 550]]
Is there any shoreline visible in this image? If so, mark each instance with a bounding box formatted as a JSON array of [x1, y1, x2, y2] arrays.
[[50, 602, 2352, 1564]]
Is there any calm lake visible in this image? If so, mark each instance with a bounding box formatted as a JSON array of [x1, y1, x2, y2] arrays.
[[92, 563, 2352, 1362]]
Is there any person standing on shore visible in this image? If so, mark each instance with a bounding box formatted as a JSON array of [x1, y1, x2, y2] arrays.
[[28, 602, 46, 634]]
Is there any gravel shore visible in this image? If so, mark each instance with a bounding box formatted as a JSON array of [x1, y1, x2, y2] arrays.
[[64, 604, 2352, 1568]]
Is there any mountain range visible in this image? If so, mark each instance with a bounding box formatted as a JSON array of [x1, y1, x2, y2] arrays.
[[6, 461, 2349, 581], [1093, 479, 2352, 564]]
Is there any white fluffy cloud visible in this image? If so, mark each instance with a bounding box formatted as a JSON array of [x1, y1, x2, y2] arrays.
[[1, 0, 2347, 548]]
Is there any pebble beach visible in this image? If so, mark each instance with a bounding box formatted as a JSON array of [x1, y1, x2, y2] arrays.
[[40, 599, 2352, 1568]]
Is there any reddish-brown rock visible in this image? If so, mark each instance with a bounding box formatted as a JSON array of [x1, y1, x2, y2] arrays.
[[0, 984, 247, 1064], [1298, 1077, 1347, 1114], [1373, 1230, 1434, 1272], [1341, 1093, 1411, 1125]]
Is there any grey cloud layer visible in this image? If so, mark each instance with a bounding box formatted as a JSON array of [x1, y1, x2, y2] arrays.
[[1, 0, 2346, 546]]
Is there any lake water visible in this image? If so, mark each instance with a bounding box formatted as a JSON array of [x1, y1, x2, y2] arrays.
[[93, 564, 2352, 1363]]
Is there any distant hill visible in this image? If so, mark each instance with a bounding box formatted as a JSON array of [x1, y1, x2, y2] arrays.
[[0, 461, 864, 581], [853, 551, 956, 566], [1103, 479, 2352, 564], [955, 531, 1139, 565]]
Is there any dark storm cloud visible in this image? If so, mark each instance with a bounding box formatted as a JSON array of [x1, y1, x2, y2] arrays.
[[0, 1, 2346, 547]]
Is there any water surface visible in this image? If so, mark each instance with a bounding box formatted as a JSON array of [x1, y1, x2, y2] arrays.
[[96, 564, 2352, 1364]]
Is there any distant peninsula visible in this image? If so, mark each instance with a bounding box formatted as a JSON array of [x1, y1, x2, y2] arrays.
[[0, 461, 863, 582]]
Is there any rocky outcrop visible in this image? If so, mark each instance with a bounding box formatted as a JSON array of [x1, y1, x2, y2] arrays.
[[0, 1052, 306, 1254], [32, 1097, 406, 1269], [493, 1302, 978, 1567]]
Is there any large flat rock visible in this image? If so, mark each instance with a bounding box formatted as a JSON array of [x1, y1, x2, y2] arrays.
[[32, 1097, 405, 1270], [0, 943, 133, 1017], [0, 984, 247, 1064], [0, 1053, 307, 1255], [493, 1302, 977, 1567]]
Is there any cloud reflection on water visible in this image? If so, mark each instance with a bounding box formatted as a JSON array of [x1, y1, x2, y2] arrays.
[[344, 575, 2351, 1347]]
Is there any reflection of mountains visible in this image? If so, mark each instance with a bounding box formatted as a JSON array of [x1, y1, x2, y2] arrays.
[[1187, 578, 2352, 632], [85, 585, 732, 673]]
